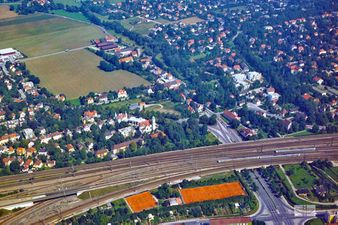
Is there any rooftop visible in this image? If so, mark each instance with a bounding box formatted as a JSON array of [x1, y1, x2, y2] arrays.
[[0, 48, 16, 55]]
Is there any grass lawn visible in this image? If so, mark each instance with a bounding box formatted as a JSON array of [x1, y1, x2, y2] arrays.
[[154, 18, 173, 24], [286, 130, 313, 137], [274, 166, 311, 205], [26, 50, 150, 98], [227, 5, 248, 11], [110, 0, 124, 3], [121, 17, 156, 35], [283, 164, 319, 189], [191, 53, 206, 61], [78, 184, 129, 200], [67, 98, 81, 106], [199, 171, 236, 182], [51, 10, 89, 22], [104, 98, 141, 110], [305, 218, 324, 225], [53, 0, 82, 6], [0, 14, 103, 57], [206, 132, 219, 144], [133, 21, 156, 35], [0, 5, 17, 20], [107, 29, 140, 47], [180, 16, 204, 25], [0, 208, 11, 218], [145, 101, 181, 115], [324, 167, 338, 183]]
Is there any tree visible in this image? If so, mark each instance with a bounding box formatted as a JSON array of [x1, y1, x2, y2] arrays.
[[229, 119, 240, 129], [10, 160, 20, 173], [208, 115, 217, 125], [311, 124, 319, 133], [99, 61, 114, 72], [129, 142, 137, 152]]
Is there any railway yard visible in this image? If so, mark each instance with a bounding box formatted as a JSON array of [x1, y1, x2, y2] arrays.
[[0, 133, 337, 224]]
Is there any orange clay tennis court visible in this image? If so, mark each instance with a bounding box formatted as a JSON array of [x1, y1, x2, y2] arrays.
[[125, 192, 157, 213], [180, 182, 246, 204]]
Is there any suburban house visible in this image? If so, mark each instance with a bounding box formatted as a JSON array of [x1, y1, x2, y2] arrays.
[[40, 132, 63, 144], [95, 149, 108, 159], [83, 110, 98, 123], [46, 160, 56, 168], [119, 56, 134, 63], [26, 147, 37, 157], [0, 133, 20, 145], [117, 89, 128, 99], [223, 110, 240, 121], [16, 147, 26, 156], [115, 112, 129, 123], [112, 138, 142, 154], [66, 144, 75, 153]]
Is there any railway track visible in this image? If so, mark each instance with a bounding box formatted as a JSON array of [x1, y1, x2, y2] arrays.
[[32, 149, 338, 225], [0, 134, 337, 197], [0, 134, 337, 224], [1, 133, 336, 187], [1, 133, 337, 187]]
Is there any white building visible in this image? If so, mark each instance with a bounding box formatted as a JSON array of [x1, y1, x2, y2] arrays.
[[117, 89, 128, 99], [118, 126, 136, 138], [247, 71, 263, 81], [0, 48, 23, 64], [22, 128, 36, 140]]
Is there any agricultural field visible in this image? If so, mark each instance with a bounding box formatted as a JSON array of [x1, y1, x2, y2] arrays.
[[180, 16, 204, 25], [26, 50, 150, 99], [179, 182, 246, 204], [284, 164, 319, 189], [125, 192, 157, 213], [0, 5, 17, 20], [0, 14, 103, 57]]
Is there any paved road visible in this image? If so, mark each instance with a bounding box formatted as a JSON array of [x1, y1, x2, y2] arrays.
[[251, 171, 314, 225], [20, 46, 89, 62], [205, 109, 242, 143]]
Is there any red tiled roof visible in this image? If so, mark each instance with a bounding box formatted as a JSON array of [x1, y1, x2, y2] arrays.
[[223, 110, 239, 120], [303, 93, 313, 100]]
